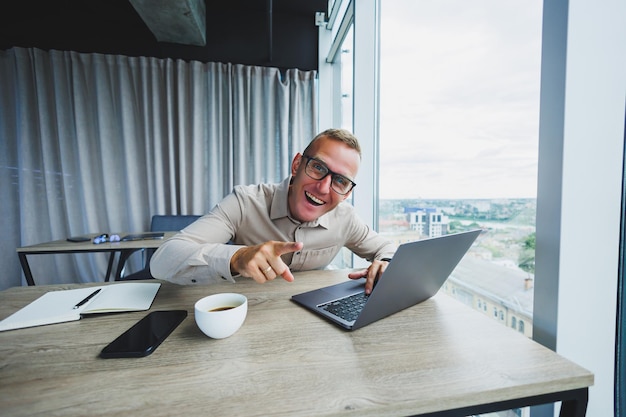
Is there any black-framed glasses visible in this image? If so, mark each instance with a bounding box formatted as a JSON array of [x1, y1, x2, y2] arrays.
[[302, 155, 356, 195]]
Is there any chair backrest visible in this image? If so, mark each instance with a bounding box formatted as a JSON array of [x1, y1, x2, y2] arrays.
[[150, 215, 201, 232], [121, 215, 202, 280], [143, 215, 202, 264]]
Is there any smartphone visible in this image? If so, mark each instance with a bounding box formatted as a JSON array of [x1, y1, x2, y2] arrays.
[[100, 310, 187, 358], [67, 236, 91, 242]]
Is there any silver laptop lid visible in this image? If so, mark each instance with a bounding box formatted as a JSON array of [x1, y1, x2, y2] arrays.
[[352, 229, 482, 329], [291, 229, 482, 330]]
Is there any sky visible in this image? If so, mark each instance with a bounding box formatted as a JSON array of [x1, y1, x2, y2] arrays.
[[378, 0, 544, 200]]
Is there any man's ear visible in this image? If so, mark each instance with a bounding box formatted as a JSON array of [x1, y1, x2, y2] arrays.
[[291, 153, 303, 176]]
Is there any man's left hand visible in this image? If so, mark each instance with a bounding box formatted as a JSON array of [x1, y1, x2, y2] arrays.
[[347, 259, 390, 295]]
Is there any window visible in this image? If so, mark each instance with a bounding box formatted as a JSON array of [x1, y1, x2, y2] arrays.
[[378, 0, 542, 342], [328, 22, 355, 270], [340, 28, 354, 132]]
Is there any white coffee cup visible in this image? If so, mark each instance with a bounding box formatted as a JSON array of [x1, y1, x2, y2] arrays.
[[194, 293, 248, 339]]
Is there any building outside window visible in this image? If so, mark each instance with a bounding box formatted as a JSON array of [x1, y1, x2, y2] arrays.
[[378, 2, 542, 415]]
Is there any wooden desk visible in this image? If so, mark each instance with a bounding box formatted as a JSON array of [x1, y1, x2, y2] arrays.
[[0, 270, 593, 417], [16, 232, 177, 286]]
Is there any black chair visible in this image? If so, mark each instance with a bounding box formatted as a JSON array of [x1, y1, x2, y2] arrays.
[[119, 214, 201, 280]]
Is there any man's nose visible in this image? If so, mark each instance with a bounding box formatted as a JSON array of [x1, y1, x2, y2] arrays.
[[316, 174, 333, 193]]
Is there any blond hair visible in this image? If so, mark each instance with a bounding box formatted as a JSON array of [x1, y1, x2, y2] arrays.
[[303, 128, 362, 158]]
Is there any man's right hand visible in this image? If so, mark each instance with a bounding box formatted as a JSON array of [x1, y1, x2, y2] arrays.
[[230, 241, 304, 283]]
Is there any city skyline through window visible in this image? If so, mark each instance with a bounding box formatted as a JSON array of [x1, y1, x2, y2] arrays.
[[379, 5, 542, 415], [378, 0, 543, 351]]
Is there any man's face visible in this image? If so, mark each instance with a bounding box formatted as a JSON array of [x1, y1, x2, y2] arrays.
[[288, 137, 360, 223]]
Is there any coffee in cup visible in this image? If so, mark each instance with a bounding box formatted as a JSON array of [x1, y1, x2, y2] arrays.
[[194, 293, 247, 339], [209, 306, 235, 312]]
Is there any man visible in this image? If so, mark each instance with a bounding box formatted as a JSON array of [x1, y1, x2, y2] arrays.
[[150, 129, 396, 294]]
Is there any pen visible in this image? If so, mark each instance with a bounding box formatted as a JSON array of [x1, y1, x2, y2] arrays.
[[73, 289, 101, 309]]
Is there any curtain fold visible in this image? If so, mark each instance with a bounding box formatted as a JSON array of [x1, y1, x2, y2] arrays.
[[0, 47, 317, 289]]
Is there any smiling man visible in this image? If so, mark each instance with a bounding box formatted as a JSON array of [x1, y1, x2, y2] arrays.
[[150, 129, 396, 294]]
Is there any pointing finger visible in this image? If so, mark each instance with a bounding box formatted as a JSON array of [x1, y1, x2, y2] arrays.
[[280, 267, 295, 282], [274, 241, 304, 256]]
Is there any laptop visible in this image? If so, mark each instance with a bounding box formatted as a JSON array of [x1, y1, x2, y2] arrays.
[[291, 229, 481, 330], [120, 232, 165, 242]]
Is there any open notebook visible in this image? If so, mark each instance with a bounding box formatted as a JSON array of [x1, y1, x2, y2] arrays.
[[0, 282, 161, 332]]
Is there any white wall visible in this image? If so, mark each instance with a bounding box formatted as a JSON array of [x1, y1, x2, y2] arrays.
[[352, 0, 380, 268], [536, 0, 626, 415]]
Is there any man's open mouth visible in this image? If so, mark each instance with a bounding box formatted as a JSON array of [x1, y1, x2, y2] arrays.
[[305, 191, 325, 206]]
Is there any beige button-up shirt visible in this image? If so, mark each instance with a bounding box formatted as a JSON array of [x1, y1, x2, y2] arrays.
[[150, 177, 397, 285]]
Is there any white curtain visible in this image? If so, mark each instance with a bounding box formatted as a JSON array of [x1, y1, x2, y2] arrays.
[[0, 47, 317, 289]]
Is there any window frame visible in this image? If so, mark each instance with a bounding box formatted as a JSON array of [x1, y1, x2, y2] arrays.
[[318, 1, 626, 416]]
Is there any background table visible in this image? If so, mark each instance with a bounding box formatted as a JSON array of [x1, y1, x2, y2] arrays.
[[16, 232, 176, 285], [0, 270, 593, 416]]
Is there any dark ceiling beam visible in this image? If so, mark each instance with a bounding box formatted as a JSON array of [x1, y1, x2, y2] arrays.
[[267, 0, 273, 62], [128, 0, 206, 46]]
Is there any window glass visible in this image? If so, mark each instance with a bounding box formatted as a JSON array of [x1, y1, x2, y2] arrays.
[[340, 27, 354, 132], [330, 25, 355, 269], [379, 0, 542, 351]]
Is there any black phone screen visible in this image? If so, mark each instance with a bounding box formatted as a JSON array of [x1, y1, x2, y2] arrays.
[[100, 310, 187, 358], [66, 236, 91, 242]]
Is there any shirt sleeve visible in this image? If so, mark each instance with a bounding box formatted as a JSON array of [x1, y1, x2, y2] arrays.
[[341, 206, 397, 262], [150, 192, 245, 284]]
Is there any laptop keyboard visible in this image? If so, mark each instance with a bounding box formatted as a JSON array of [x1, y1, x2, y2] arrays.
[[319, 292, 369, 322]]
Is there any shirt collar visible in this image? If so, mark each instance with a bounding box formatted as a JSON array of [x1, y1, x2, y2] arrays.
[[270, 177, 291, 220]]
